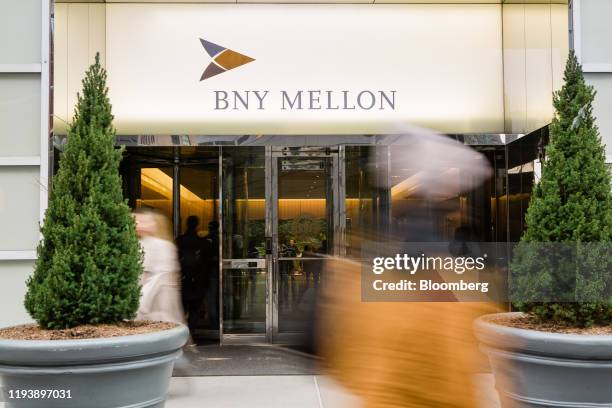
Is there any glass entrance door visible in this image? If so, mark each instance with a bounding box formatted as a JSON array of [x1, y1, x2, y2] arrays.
[[219, 146, 343, 344], [220, 147, 269, 344], [270, 148, 343, 343]]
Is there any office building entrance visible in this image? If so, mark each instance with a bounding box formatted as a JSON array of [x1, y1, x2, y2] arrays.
[[119, 135, 511, 344], [121, 145, 345, 344]]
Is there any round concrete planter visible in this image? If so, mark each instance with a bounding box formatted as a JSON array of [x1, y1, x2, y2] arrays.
[[0, 324, 189, 408], [474, 312, 612, 408]]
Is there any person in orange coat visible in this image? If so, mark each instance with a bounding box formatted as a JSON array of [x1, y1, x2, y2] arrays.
[[317, 257, 501, 408]]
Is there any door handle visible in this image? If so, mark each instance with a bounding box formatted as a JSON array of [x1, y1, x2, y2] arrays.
[[265, 236, 273, 254]]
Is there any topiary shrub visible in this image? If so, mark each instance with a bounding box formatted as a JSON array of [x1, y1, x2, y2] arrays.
[[24, 54, 143, 329], [510, 51, 612, 327]]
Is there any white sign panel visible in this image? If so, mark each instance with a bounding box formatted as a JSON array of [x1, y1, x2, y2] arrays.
[[106, 4, 504, 135]]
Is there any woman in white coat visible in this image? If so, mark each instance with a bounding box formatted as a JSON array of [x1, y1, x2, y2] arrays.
[[134, 208, 186, 325]]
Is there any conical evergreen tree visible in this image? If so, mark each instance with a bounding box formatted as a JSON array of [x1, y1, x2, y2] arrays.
[[511, 51, 612, 326], [25, 54, 142, 329]]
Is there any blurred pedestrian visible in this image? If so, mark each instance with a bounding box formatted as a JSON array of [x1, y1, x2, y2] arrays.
[[318, 257, 500, 408], [317, 129, 499, 407], [134, 208, 185, 325]]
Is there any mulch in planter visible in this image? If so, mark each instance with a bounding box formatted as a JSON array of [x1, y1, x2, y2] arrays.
[[0, 321, 177, 340], [486, 314, 612, 335]]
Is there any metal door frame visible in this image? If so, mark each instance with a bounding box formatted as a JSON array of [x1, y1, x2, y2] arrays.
[[268, 146, 345, 344]]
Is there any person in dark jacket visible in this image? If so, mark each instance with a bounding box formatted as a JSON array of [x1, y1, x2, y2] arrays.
[[202, 220, 220, 328], [177, 215, 206, 336]]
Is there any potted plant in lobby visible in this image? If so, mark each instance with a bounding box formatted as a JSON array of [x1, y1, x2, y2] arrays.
[[0, 54, 188, 408], [475, 50, 612, 407]]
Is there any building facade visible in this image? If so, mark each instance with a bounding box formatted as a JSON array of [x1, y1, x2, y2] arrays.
[[0, 0, 580, 343], [0, 0, 51, 327], [571, 0, 612, 165]]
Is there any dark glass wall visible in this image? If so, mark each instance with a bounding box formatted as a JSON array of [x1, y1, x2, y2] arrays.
[[344, 144, 506, 249], [505, 127, 549, 242], [114, 134, 549, 248]]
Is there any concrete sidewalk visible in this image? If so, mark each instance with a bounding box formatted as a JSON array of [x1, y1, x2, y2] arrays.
[[166, 374, 500, 408], [166, 375, 360, 408]]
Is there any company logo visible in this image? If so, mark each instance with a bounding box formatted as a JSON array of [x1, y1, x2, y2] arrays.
[[200, 39, 255, 81], [198, 39, 397, 111]]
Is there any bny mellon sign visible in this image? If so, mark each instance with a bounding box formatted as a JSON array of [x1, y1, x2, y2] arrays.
[[200, 38, 397, 112], [104, 4, 504, 135], [213, 90, 397, 111]]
